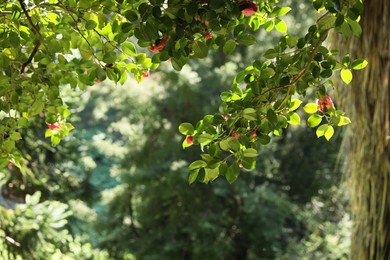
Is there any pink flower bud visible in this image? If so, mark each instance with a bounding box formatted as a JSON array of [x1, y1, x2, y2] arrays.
[[240, 1, 258, 16], [316, 96, 334, 112]]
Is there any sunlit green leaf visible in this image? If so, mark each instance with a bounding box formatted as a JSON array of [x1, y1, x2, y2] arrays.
[[178, 123, 194, 135], [288, 112, 300, 125], [351, 59, 368, 70], [303, 103, 318, 114], [341, 69, 353, 84], [307, 114, 323, 128]]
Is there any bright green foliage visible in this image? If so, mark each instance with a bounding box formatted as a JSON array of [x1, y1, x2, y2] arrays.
[[0, 192, 109, 259], [0, 0, 365, 184]]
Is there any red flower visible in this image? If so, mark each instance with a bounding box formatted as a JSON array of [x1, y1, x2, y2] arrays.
[[240, 1, 258, 16], [8, 161, 14, 167], [225, 113, 231, 120], [204, 21, 209, 25], [204, 30, 212, 40], [186, 136, 193, 145], [142, 71, 149, 78], [149, 35, 169, 52], [232, 132, 239, 139], [316, 96, 334, 113], [95, 80, 101, 83], [250, 131, 257, 137], [47, 122, 61, 130]]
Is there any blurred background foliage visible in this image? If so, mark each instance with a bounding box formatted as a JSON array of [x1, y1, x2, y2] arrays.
[[0, 1, 351, 259]]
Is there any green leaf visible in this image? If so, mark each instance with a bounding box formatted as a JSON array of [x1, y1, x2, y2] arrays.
[[286, 35, 298, 48], [223, 39, 237, 55], [307, 114, 323, 128], [324, 125, 334, 140], [178, 123, 194, 135], [263, 49, 279, 59], [258, 135, 271, 145], [103, 52, 117, 64], [10, 132, 22, 141], [347, 18, 362, 36], [316, 124, 334, 140], [260, 68, 275, 79], [219, 139, 230, 151], [121, 42, 137, 56], [188, 169, 199, 184], [275, 19, 287, 33], [287, 112, 300, 125], [351, 59, 368, 70], [219, 162, 228, 176], [227, 137, 240, 152], [239, 34, 256, 46], [242, 148, 258, 158], [188, 160, 207, 171], [192, 41, 208, 58], [289, 99, 302, 111], [51, 135, 61, 145], [198, 133, 213, 146], [85, 20, 97, 29], [3, 139, 15, 153], [303, 103, 318, 114], [243, 108, 257, 121], [341, 69, 352, 84], [316, 124, 328, 138], [337, 116, 351, 126], [226, 162, 240, 184], [269, 6, 291, 17], [204, 167, 220, 183]]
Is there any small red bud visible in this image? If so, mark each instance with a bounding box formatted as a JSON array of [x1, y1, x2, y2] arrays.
[[240, 1, 258, 16], [232, 132, 239, 139], [47, 122, 61, 130], [142, 71, 149, 78], [225, 114, 231, 120], [204, 30, 212, 40], [250, 131, 257, 137], [186, 136, 193, 145]]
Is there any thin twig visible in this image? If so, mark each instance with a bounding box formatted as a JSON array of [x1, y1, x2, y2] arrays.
[[18, 0, 44, 73]]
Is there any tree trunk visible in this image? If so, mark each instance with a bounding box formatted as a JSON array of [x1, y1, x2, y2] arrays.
[[335, 0, 390, 259]]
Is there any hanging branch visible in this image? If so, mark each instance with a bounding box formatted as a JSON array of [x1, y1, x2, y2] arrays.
[[18, 0, 43, 73]]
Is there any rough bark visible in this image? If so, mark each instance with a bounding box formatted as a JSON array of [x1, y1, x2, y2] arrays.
[[334, 0, 390, 259]]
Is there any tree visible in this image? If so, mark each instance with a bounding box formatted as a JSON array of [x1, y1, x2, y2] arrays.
[[0, 0, 365, 257], [83, 58, 348, 259], [333, 0, 390, 258], [0, 0, 364, 183]]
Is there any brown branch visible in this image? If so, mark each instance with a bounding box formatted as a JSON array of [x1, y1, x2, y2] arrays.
[[18, 0, 43, 73]]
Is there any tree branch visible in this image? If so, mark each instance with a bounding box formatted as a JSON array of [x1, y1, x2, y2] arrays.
[[18, 0, 43, 73]]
